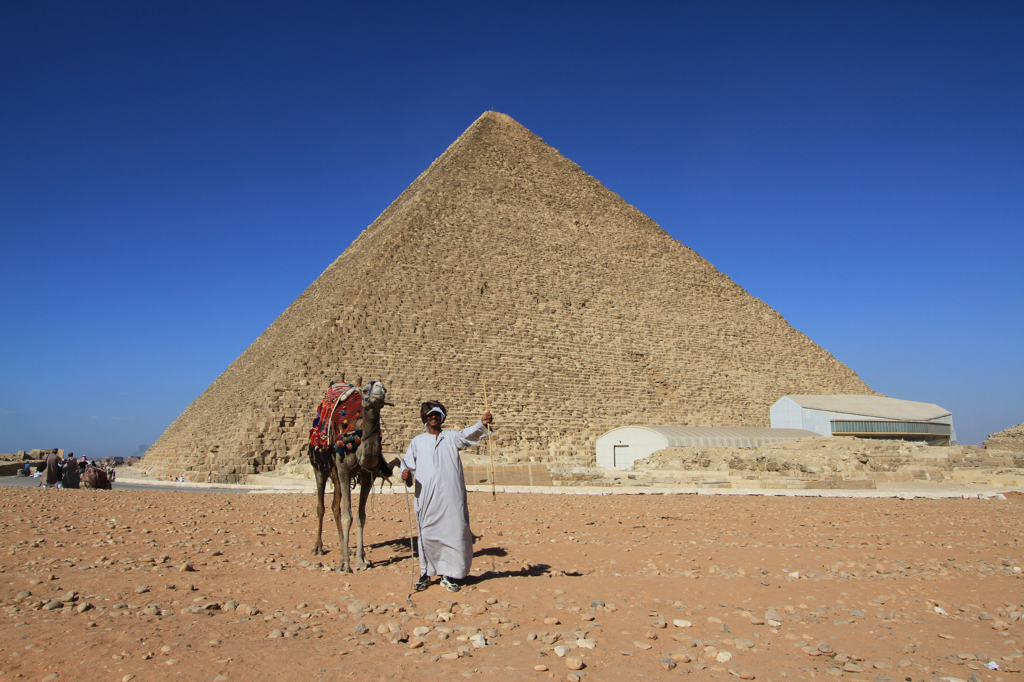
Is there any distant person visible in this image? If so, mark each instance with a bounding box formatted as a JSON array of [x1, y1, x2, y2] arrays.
[[17, 463, 30, 477], [62, 456, 80, 489], [78, 456, 87, 473], [43, 451, 62, 488]]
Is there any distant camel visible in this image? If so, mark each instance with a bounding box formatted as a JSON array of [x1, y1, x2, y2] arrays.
[[307, 380, 394, 572]]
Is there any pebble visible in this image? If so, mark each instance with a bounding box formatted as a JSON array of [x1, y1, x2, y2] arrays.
[[565, 657, 584, 671], [739, 672, 756, 680], [716, 651, 733, 663], [413, 626, 430, 637], [544, 617, 560, 625], [567, 675, 581, 682], [348, 600, 369, 614], [268, 629, 283, 638], [554, 645, 571, 657], [534, 665, 548, 672], [634, 641, 652, 650], [42, 675, 58, 682], [661, 656, 676, 670], [673, 619, 692, 628], [122, 676, 136, 682]]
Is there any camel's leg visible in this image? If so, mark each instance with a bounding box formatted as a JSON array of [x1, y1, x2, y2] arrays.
[[354, 471, 373, 570], [328, 466, 345, 570], [311, 449, 328, 556], [337, 465, 354, 573]]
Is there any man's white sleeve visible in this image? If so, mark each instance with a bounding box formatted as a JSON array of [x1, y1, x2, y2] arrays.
[[452, 421, 489, 450]]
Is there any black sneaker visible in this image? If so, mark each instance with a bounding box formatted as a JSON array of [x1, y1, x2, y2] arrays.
[[440, 576, 460, 593], [414, 575, 430, 592]]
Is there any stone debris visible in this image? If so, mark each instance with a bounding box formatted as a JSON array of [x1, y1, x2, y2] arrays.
[[0, 484, 1020, 681]]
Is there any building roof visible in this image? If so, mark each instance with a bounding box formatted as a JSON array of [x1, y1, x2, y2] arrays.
[[782, 395, 951, 421], [600, 426, 821, 448]]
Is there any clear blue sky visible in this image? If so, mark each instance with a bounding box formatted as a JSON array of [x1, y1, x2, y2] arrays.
[[2, 1, 1021, 455]]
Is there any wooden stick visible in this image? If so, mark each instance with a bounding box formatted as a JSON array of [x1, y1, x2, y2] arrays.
[[483, 380, 496, 500]]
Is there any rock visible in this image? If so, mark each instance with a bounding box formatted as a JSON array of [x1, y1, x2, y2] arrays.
[[843, 663, 866, 673], [671, 652, 693, 663], [469, 633, 487, 648], [389, 630, 409, 644], [565, 657, 584, 671], [673, 619, 692, 628], [353, 622, 368, 636], [348, 600, 369, 614], [817, 643, 833, 654], [634, 641, 653, 650], [177, 563, 194, 572], [661, 656, 677, 670], [413, 626, 430, 637], [376, 624, 390, 635], [734, 638, 754, 649], [590, 600, 605, 608], [739, 673, 756, 680], [268, 629, 283, 638], [122, 675, 136, 682], [576, 638, 596, 649], [554, 645, 571, 657], [135, 586, 150, 594], [716, 651, 733, 663], [568, 675, 581, 682], [408, 640, 423, 649], [237, 604, 259, 616], [534, 665, 548, 672], [544, 617, 560, 625], [75, 602, 91, 614], [824, 668, 843, 677]]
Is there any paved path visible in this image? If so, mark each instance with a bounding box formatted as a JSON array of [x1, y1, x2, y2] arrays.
[[103, 473, 1023, 500]]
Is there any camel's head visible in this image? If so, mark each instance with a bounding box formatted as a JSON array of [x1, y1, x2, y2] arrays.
[[361, 381, 387, 411]]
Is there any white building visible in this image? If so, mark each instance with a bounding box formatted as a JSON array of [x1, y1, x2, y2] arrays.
[[595, 426, 820, 470], [770, 395, 954, 444]]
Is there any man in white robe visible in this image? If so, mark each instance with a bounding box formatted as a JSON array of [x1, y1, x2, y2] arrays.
[[400, 401, 492, 592]]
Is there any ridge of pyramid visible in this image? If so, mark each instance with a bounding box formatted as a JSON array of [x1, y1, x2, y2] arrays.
[[140, 112, 874, 482]]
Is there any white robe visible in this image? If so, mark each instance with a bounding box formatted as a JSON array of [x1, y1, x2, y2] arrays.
[[400, 421, 487, 579]]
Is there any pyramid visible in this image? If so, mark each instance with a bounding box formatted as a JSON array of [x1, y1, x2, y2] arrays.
[[140, 111, 874, 481]]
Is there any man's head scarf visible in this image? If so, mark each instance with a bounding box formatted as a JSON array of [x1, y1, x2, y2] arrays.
[[420, 400, 447, 424]]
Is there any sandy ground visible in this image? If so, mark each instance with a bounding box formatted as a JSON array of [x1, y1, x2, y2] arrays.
[[1, 486, 1022, 682]]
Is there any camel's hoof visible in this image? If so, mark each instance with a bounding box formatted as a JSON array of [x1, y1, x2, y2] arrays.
[[311, 547, 324, 556], [335, 565, 352, 574]]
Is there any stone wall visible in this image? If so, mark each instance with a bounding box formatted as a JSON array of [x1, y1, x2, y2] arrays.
[[139, 111, 875, 481]]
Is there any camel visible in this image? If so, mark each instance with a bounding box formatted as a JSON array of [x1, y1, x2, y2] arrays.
[[307, 380, 394, 572]]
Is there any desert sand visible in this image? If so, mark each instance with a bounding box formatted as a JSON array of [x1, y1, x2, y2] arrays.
[[1, 486, 1021, 681]]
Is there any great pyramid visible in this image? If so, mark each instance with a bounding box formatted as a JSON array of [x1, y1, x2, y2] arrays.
[[140, 111, 874, 481]]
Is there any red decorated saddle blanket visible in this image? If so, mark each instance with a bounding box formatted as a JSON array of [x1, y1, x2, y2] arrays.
[[309, 383, 364, 452]]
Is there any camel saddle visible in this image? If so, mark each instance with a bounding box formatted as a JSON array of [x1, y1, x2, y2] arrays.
[[309, 382, 364, 453]]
